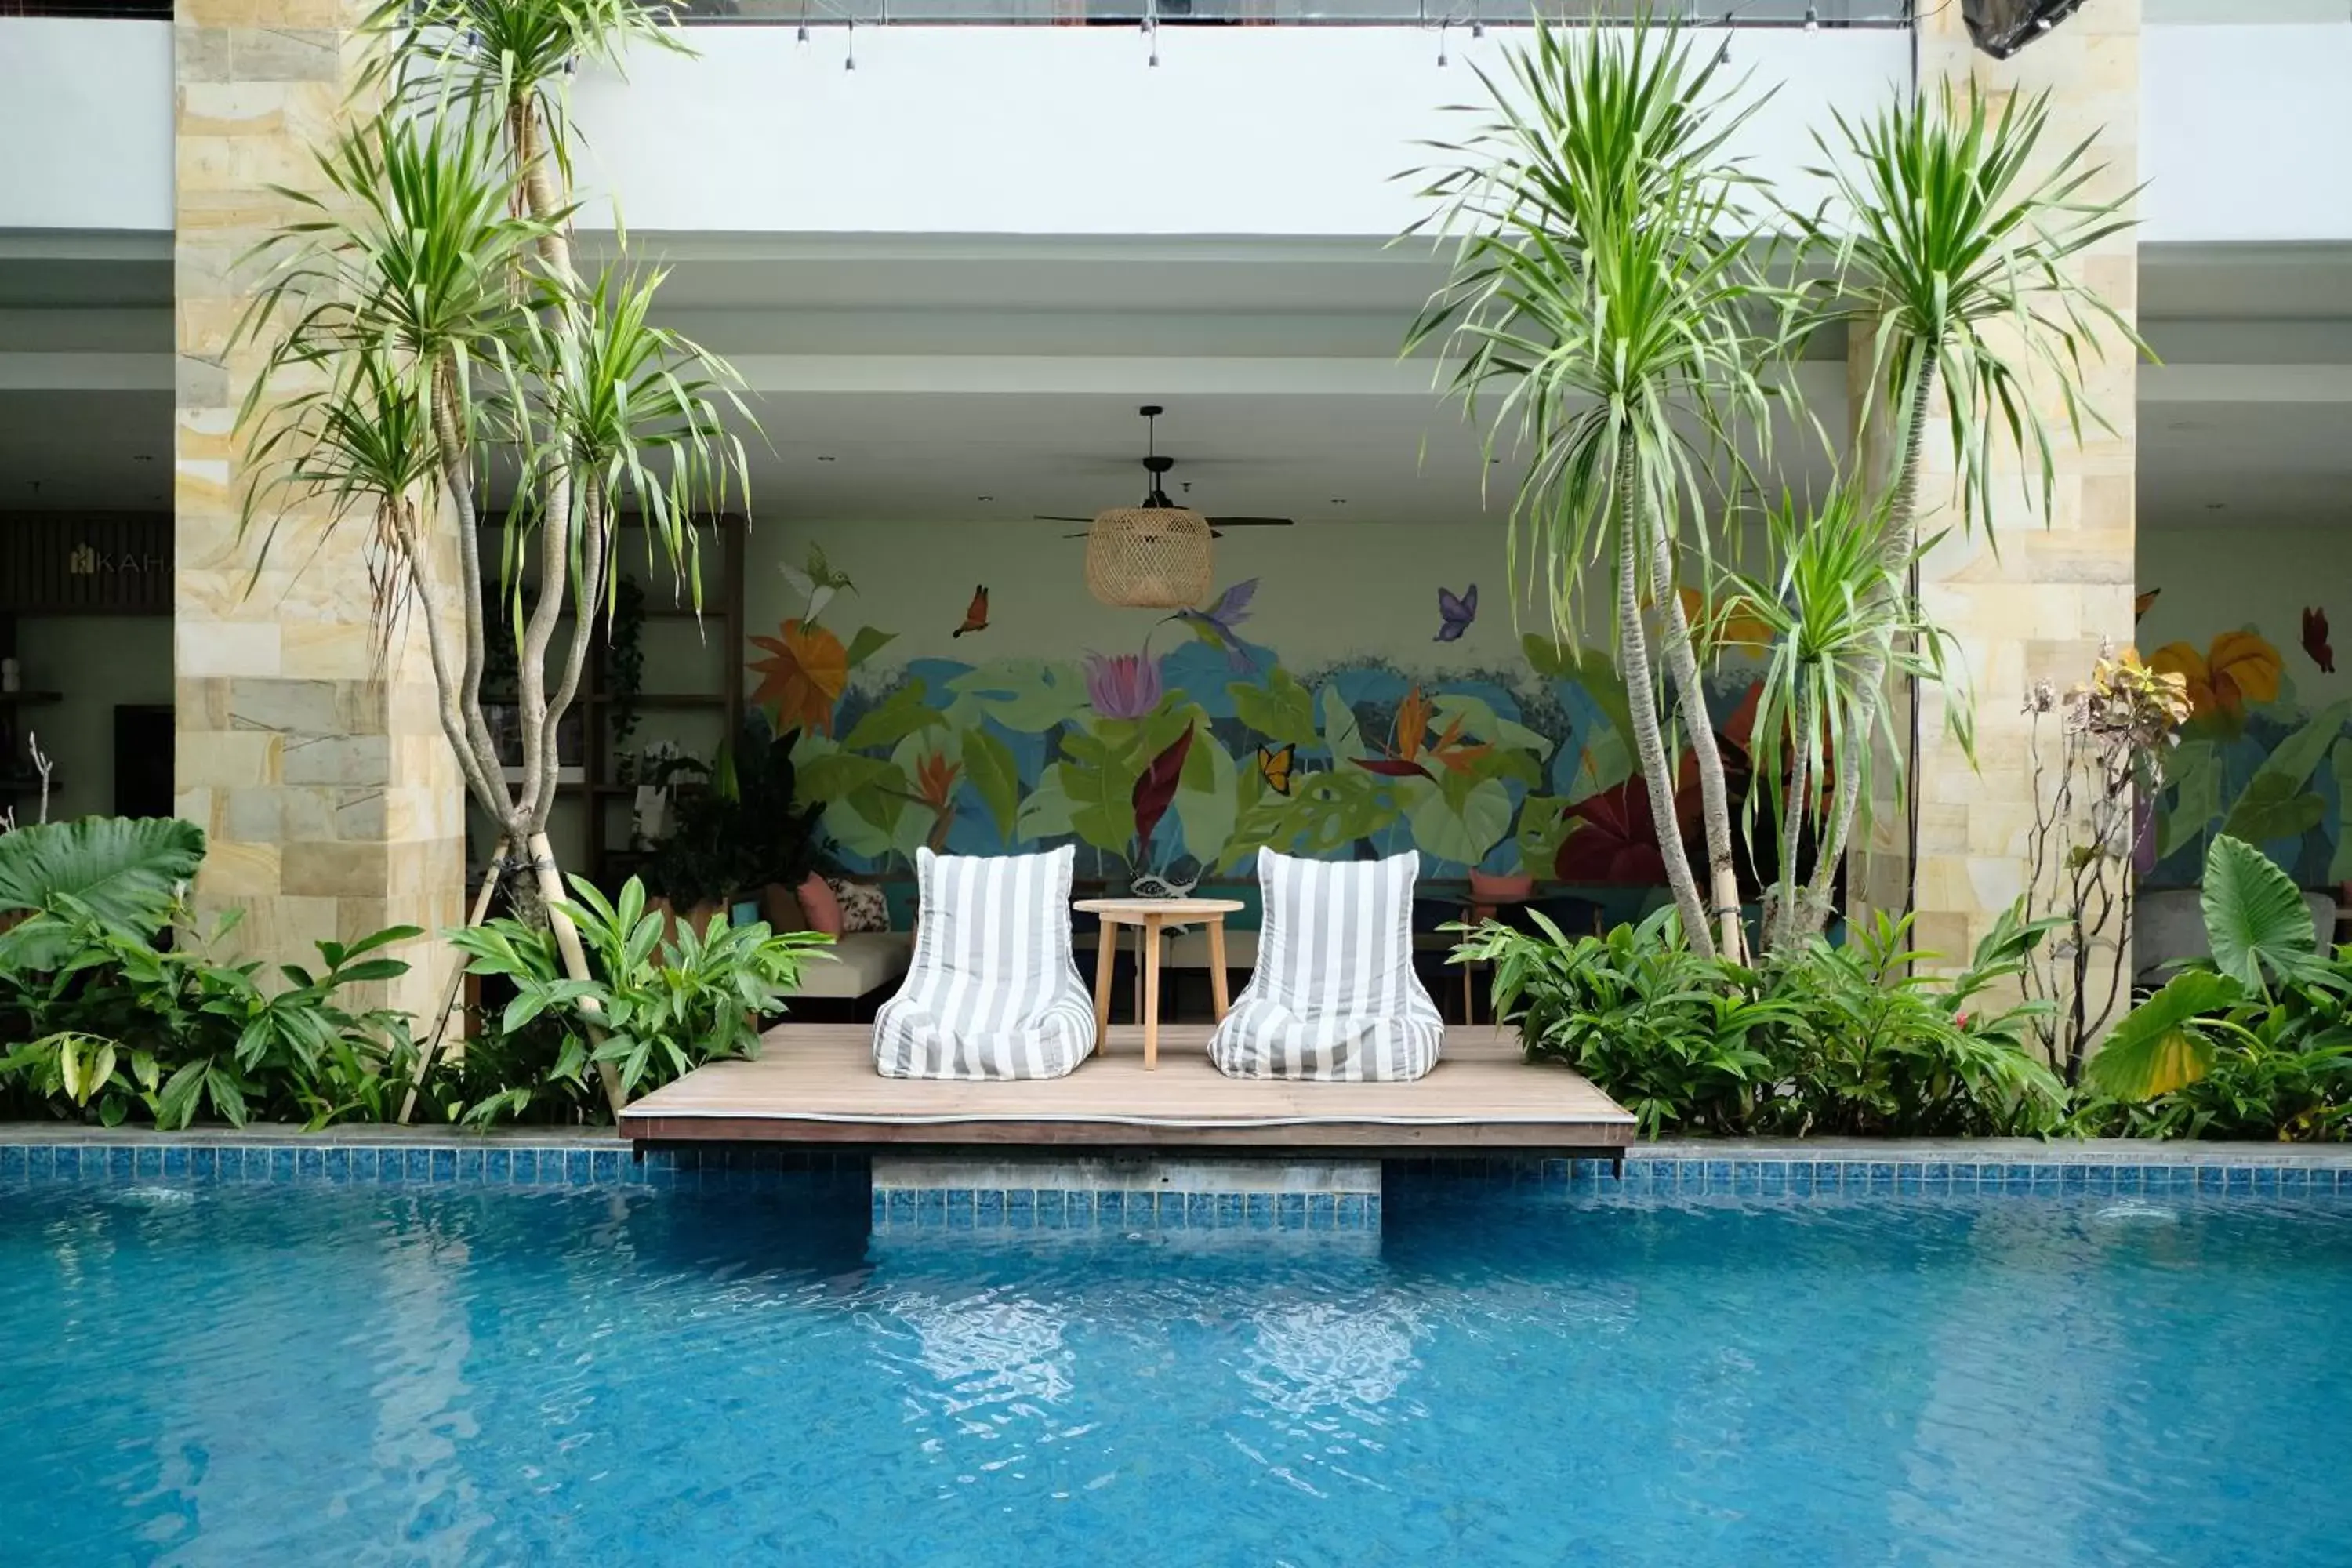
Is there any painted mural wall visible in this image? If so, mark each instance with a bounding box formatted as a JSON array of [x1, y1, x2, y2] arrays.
[[2138, 524, 2351, 891], [746, 521, 1768, 892]]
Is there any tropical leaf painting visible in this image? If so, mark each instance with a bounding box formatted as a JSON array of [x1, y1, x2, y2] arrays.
[[765, 590, 1781, 887], [2145, 611, 2352, 892]]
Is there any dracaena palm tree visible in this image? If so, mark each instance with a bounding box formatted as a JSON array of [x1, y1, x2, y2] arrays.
[[236, 5, 751, 1116], [1790, 82, 2144, 939], [1406, 16, 1798, 960], [1714, 488, 1970, 953]]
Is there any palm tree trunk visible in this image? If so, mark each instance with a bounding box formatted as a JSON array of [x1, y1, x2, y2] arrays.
[[1613, 441, 1714, 956], [1798, 359, 1940, 938], [1649, 528, 1744, 961], [1770, 681, 1817, 952], [505, 88, 622, 1119]]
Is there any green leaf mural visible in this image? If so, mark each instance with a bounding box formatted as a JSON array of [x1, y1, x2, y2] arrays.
[[2333, 738, 2352, 884], [1229, 667, 1320, 750], [839, 679, 944, 753], [844, 626, 897, 672], [1174, 729, 1240, 871], [963, 727, 1023, 846], [946, 660, 1094, 733], [1405, 775, 1515, 866], [2220, 700, 2351, 842]]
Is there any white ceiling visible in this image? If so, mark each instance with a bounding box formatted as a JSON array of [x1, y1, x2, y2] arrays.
[[0, 236, 2344, 532]]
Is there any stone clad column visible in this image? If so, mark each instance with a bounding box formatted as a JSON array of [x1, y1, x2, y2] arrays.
[[173, 3, 464, 1018], [1849, 2, 2140, 971]]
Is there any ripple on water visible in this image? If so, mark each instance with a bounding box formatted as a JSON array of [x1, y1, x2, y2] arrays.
[[2, 1183, 2349, 1566]]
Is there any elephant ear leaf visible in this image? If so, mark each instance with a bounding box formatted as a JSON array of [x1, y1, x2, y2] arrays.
[[0, 818, 206, 946], [2200, 833, 2314, 990], [2086, 970, 2241, 1101]]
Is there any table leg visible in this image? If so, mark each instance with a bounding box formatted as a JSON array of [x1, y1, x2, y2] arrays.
[[1142, 915, 1163, 1070], [1461, 960, 1475, 1026], [1091, 917, 1116, 1041], [1207, 918, 1230, 1022]]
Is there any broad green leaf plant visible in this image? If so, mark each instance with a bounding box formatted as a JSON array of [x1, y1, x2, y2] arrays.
[[234, 0, 753, 1114], [445, 876, 829, 1120]]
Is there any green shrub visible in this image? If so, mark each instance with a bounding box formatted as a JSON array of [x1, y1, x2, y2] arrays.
[[2079, 834, 2352, 1140], [1460, 903, 2068, 1138], [441, 875, 829, 1125], [0, 900, 419, 1130]]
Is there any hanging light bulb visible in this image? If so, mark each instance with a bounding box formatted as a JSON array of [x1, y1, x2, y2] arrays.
[[1803, 3, 1819, 33], [1469, 8, 1484, 40], [1436, 18, 1450, 67], [795, 0, 808, 44], [844, 16, 856, 70], [1718, 11, 1733, 66]]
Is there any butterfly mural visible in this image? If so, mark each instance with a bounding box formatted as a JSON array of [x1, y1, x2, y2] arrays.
[[2303, 606, 2334, 675], [1435, 583, 1478, 643], [1167, 578, 1260, 668], [1256, 742, 1295, 797], [952, 585, 989, 638]]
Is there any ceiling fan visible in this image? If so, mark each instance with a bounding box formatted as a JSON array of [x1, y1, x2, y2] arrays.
[[1037, 405, 1294, 537]]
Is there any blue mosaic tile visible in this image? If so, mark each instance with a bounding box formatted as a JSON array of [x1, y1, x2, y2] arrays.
[[564, 1150, 590, 1187], [2225, 1167, 2253, 1196], [884, 1189, 916, 1226], [1246, 1192, 1273, 1229], [295, 1147, 323, 1181], [1336, 1193, 1368, 1230], [2253, 1167, 2280, 1195], [1029, 1189, 1061, 1229], [1307, 1193, 1335, 1231], [27, 1147, 54, 1180], [1183, 1192, 1213, 1229], [1097, 1190, 1127, 1227], [946, 1189, 975, 1229], [1006, 1189, 1034, 1228], [52, 1147, 78, 1178], [975, 1189, 1004, 1226], [1065, 1190, 1094, 1228], [105, 1146, 132, 1179], [915, 1189, 946, 1226], [589, 1149, 619, 1185], [1216, 1192, 1243, 1228], [0, 1145, 23, 1180]]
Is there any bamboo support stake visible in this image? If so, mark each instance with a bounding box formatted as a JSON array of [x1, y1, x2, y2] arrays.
[[400, 839, 508, 1124]]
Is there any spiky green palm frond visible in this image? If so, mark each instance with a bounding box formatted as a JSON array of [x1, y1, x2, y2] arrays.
[[1405, 13, 1801, 645], [1804, 81, 2147, 537]]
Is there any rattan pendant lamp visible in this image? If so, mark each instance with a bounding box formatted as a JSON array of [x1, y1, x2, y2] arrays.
[[1084, 405, 1212, 609]]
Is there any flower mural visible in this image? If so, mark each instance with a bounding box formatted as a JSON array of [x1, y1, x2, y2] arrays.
[[762, 570, 1778, 901], [2148, 630, 2283, 723], [2141, 615, 2352, 892], [750, 619, 850, 737], [1082, 650, 1163, 721]]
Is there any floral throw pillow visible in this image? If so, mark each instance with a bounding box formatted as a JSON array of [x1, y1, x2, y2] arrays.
[[828, 877, 890, 934]]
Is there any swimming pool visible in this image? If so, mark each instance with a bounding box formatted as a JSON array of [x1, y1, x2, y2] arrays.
[[5, 1153, 2347, 1566]]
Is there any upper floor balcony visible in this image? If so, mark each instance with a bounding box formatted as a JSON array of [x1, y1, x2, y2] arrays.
[[1, 4, 2347, 242]]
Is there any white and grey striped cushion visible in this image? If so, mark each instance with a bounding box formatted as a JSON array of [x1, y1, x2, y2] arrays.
[[871, 845, 1098, 1080], [1207, 848, 1445, 1082]]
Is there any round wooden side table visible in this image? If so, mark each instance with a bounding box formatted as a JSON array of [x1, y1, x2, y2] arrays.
[[1073, 898, 1247, 1069]]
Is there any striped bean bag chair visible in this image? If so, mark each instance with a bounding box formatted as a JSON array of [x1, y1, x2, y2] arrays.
[[1207, 848, 1446, 1082], [871, 845, 1098, 1080]]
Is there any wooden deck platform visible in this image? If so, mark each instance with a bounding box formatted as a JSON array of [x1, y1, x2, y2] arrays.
[[620, 1024, 1636, 1153]]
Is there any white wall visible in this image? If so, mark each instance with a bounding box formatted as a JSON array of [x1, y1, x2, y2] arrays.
[[2142, 24, 2352, 244], [0, 20, 172, 233], [569, 26, 1910, 238]]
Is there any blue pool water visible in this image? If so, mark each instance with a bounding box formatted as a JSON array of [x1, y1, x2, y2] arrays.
[[5, 1176, 2349, 1566]]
